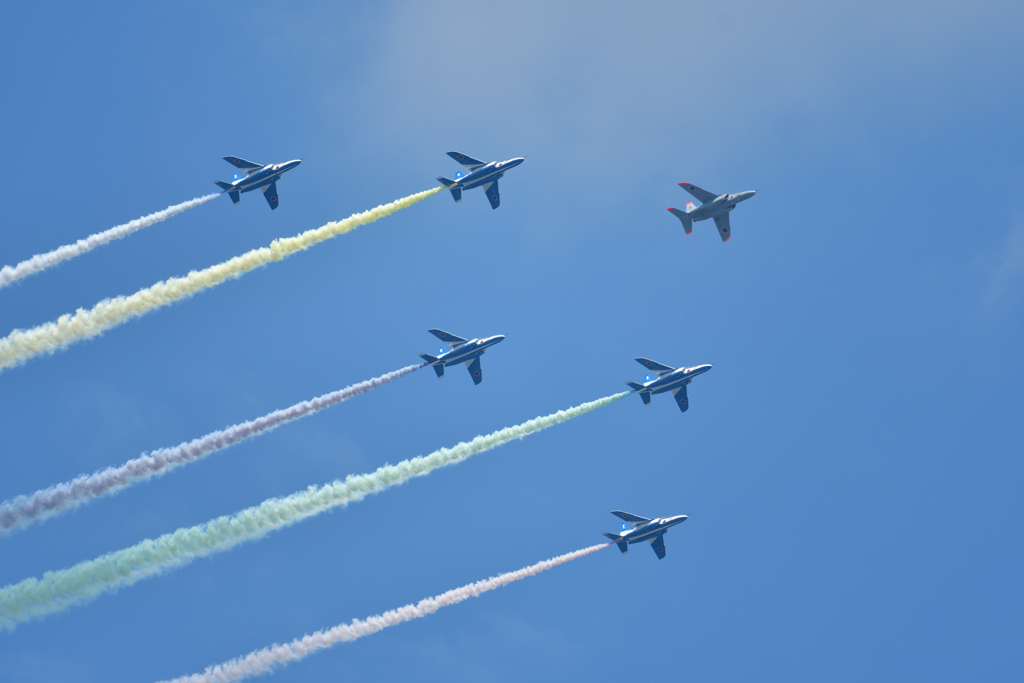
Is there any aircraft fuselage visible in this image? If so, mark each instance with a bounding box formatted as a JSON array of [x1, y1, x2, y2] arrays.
[[641, 364, 713, 395], [451, 158, 525, 190], [229, 160, 302, 194], [688, 191, 756, 222], [435, 335, 505, 366], [619, 515, 688, 544]]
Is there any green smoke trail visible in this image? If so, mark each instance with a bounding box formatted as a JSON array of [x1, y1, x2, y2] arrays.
[[0, 392, 628, 630]]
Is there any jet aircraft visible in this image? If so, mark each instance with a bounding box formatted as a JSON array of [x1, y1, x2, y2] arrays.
[[602, 511, 688, 560], [419, 329, 505, 385], [436, 151, 525, 209], [667, 182, 756, 241], [214, 156, 302, 210], [626, 358, 712, 413]]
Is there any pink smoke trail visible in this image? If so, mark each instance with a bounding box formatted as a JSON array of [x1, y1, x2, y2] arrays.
[[0, 364, 424, 535], [160, 543, 610, 683]]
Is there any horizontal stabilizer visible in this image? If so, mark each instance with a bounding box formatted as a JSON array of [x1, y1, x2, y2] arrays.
[[436, 177, 462, 202], [228, 191, 240, 205], [667, 207, 693, 234], [419, 354, 445, 378], [625, 381, 651, 405]]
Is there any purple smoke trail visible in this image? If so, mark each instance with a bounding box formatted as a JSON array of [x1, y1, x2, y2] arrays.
[[160, 543, 611, 683], [0, 364, 424, 535]]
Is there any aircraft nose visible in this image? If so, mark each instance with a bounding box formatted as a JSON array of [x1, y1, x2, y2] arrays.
[[508, 157, 525, 168], [489, 335, 506, 345]]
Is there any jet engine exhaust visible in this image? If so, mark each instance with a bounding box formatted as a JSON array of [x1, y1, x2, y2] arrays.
[[0, 187, 444, 372], [0, 392, 627, 630], [158, 544, 612, 683], [0, 194, 219, 290], [0, 364, 426, 535]]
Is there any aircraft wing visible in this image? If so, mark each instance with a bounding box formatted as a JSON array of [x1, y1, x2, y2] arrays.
[[224, 156, 263, 174], [466, 357, 483, 384], [611, 511, 651, 527], [428, 329, 468, 347], [635, 358, 675, 376], [262, 181, 279, 210], [482, 180, 500, 209], [447, 151, 487, 171], [672, 384, 689, 413], [713, 213, 731, 241], [649, 534, 667, 559], [678, 182, 717, 204]]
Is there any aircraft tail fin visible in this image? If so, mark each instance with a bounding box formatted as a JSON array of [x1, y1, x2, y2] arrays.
[[420, 354, 444, 378], [625, 382, 652, 405], [667, 207, 693, 234], [436, 177, 462, 203]]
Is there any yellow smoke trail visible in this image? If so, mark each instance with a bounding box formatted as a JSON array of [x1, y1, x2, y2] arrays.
[[0, 187, 443, 372]]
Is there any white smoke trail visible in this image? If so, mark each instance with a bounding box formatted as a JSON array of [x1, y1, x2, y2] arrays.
[[0, 187, 443, 372], [0, 392, 626, 630], [160, 544, 609, 683], [0, 364, 424, 535], [0, 194, 219, 289]]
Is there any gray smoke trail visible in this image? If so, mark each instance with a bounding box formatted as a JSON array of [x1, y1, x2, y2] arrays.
[[0, 194, 218, 289], [0, 392, 627, 630], [160, 544, 609, 683], [0, 365, 424, 535]]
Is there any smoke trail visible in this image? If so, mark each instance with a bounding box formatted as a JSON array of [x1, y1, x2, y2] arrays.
[[0, 365, 424, 535], [0, 187, 443, 372], [0, 392, 626, 630], [160, 544, 609, 683], [0, 194, 219, 289]]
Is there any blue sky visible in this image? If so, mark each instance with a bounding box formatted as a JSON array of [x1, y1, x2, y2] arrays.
[[1, 1, 1022, 680]]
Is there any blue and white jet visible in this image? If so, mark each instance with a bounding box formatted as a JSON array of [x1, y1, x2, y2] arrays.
[[626, 357, 712, 413], [667, 182, 756, 241], [419, 329, 506, 385], [602, 511, 688, 560], [436, 151, 525, 209], [214, 156, 302, 210]]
